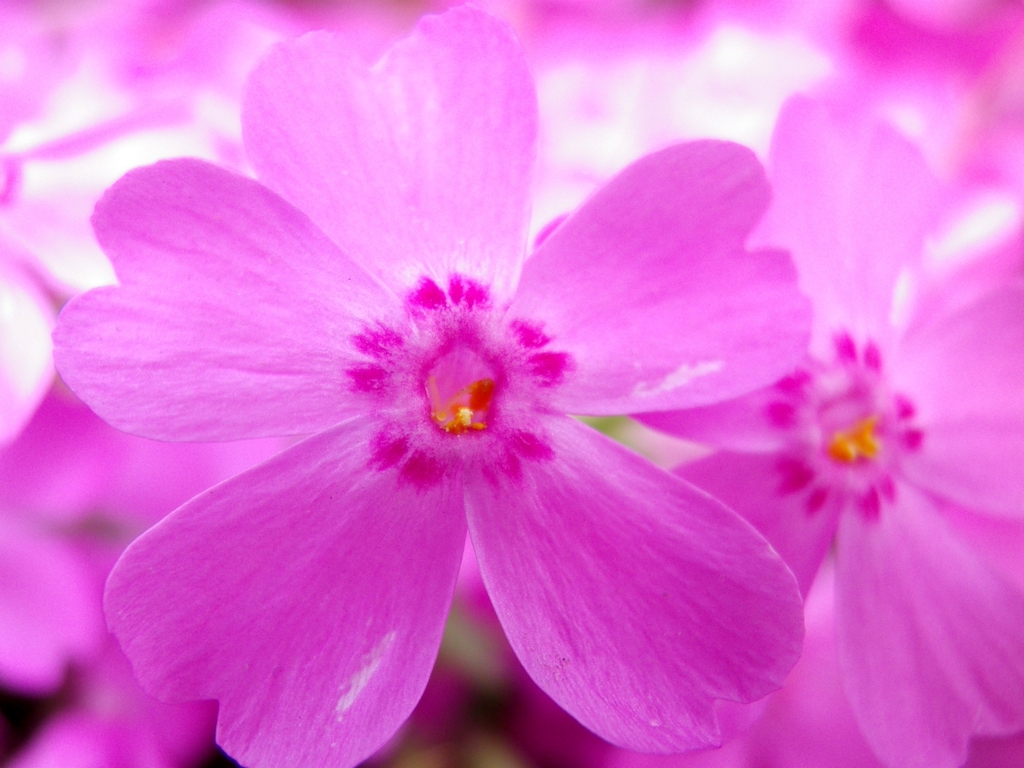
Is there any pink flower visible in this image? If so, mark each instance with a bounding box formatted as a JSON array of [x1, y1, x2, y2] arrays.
[[644, 96, 1024, 768], [6, 639, 216, 768], [0, 514, 103, 696], [54, 8, 812, 768], [609, 563, 1024, 768]]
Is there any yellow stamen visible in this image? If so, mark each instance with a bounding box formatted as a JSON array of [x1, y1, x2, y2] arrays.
[[428, 376, 494, 435], [828, 416, 880, 462]]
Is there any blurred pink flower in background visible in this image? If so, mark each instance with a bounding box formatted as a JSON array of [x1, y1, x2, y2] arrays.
[[0, 512, 102, 698], [6, 639, 215, 768], [0, 385, 283, 767], [642, 96, 1024, 768]]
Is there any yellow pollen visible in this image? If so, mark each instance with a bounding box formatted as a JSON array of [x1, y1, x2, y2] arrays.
[[428, 377, 494, 435], [828, 416, 880, 463]]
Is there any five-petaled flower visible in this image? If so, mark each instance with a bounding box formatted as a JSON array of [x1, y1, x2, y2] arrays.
[[54, 9, 814, 768], [644, 97, 1024, 768]]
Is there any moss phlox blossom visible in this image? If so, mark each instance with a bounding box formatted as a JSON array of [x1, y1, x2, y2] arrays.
[[54, 9, 816, 768]]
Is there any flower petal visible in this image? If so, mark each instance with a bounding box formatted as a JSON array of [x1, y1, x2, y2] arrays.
[[937, 500, 1024, 596], [894, 285, 1024, 516], [53, 158, 395, 442], [678, 451, 841, 597], [967, 732, 1024, 768], [242, 7, 536, 300], [835, 483, 1024, 768], [638, 382, 799, 454], [606, 564, 884, 768], [744, 560, 887, 768], [903, 419, 1024, 518], [510, 141, 811, 415], [0, 391, 282, 525], [464, 416, 804, 752], [105, 417, 466, 768], [761, 97, 940, 353]]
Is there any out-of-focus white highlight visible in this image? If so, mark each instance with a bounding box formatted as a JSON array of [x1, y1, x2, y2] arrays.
[[0, 265, 52, 442], [884, 103, 930, 142], [685, 26, 833, 150], [4, 58, 131, 156], [0, 273, 50, 398], [927, 192, 1023, 268], [890, 268, 917, 330], [2, 49, 249, 293], [533, 23, 832, 238]]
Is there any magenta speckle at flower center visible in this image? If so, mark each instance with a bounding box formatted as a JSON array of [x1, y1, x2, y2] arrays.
[[770, 332, 924, 519], [353, 275, 568, 488]]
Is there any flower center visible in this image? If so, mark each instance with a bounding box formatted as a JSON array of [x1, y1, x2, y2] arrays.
[[827, 416, 880, 463], [353, 275, 569, 488], [429, 377, 494, 434], [425, 344, 497, 436], [767, 332, 925, 520]]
